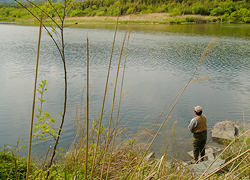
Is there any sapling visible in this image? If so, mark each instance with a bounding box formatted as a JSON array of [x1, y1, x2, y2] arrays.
[[33, 80, 61, 158], [15, 1, 73, 179]]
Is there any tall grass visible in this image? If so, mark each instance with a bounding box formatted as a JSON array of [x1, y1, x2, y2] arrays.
[[26, 9, 43, 180]]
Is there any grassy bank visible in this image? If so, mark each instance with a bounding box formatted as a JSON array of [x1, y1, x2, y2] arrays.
[[1, 127, 250, 179]]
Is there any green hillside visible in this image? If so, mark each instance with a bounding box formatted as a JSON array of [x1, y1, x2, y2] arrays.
[[0, 0, 250, 23]]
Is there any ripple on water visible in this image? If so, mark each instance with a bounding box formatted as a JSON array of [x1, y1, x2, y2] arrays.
[[1, 24, 250, 156]]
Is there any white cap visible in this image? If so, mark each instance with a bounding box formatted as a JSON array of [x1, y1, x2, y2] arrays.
[[194, 106, 202, 113]]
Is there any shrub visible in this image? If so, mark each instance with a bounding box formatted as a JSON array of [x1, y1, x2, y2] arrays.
[[140, 9, 153, 14], [170, 8, 181, 16], [83, 7, 92, 16], [0, 149, 31, 180], [91, 10, 97, 16], [69, 9, 84, 17], [192, 2, 209, 15], [126, 7, 133, 15], [136, 4, 147, 13], [181, 6, 193, 15], [210, 7, 224, 16], [244, 17, 250, 23], [186, 16, 195, 22], [212, 18, 218, 22], [156, 4, 167, 13], [221, 13, 230, 22], [230, 8, 250, 23], [156, 8, 165, 13], [147, 5, 155, 12], [107, 8, 119, 16], [96, 11, 106, 16], [120, 5, 130, 15], [92, 5, 98, 10]]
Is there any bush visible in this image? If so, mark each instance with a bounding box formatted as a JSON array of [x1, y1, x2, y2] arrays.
[[221, 13, 230, 22], [181, 6, 193, 15], [107, 8, 119, 16], [230, 8, 250, 23], [156, 4, 167, 13], [140, 9, 153, 14], [212, 18, 218, 22], [136, 4, 147, 13], [210, 7, 224, 16], [69, 9, 84, 17], [126, 7, 133, 15], [192, 2, 209, 15], [156, 8, 165, 13], [170, 8, 181, 16], [83, 7, 92, 16], [0, 149, 30, 180], [120, 4, 131, 15], [147, 5, 155, 12], [96, 11, 106, 16], [91, 10, 97, 16], [244, 17, 250, 23], [186, 16, 195, 22]]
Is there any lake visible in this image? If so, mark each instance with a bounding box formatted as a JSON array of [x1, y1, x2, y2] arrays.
[[0, 23, 250, 158]]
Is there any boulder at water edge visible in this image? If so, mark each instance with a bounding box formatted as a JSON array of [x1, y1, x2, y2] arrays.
[[211, 120, 250, 141], [211, 120, 239, 141]]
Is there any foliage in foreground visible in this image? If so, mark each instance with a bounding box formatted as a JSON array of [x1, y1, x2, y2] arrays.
[[2, 131, 250, 179], [0, 146, 31, 179], [221, 133, 250, 179]]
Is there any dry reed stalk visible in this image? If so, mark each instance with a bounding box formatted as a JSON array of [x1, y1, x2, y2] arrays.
[[85, 33, 90, 180], [199, 128, 250, 179], [202, 148, 250, 179], [127, 39, 217, 179], [160, 142, 170, 177], [233, 162, 250, 179], [226, 152, 250, 179], [106, 25, 132, 177], [171, 121, 179, 158], [89, 5, 120, 180], [227, 110, 249, 173], [101, 21, 126, 180], [226, 130, 250, 177], [26, 9, 43, 180]]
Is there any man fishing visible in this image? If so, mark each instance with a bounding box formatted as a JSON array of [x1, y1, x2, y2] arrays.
[[188, 106, 207, 163]]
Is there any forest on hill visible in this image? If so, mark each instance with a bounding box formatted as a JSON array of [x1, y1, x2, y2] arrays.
[[0, 0, 250, 23]]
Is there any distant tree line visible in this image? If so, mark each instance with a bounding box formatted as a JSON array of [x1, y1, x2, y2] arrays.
[[0, 0, 250, 23]]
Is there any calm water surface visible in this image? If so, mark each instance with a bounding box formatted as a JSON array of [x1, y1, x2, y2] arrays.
[[0, 23, 250, 158]]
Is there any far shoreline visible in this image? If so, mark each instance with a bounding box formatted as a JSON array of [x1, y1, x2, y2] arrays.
[[1, 13, 220, 25]]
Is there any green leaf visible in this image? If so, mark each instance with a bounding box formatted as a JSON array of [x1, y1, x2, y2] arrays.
[[43, 112, 50, 119], [50, 118, 55, 123]]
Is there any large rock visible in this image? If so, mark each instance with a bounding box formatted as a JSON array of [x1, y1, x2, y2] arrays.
[[211, 120, 240, 141], [211, 120, 250, 141]]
